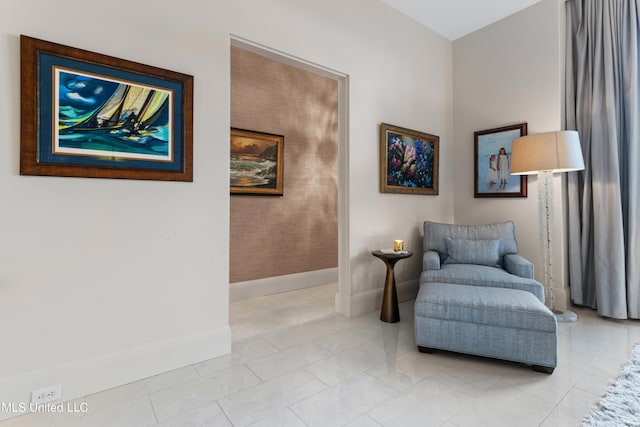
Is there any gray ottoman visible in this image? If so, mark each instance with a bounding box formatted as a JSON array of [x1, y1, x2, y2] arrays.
[[414, 282, 557, 373]]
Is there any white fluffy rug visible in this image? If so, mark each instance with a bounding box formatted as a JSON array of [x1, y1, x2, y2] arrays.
[[583, 344, 640, 426]]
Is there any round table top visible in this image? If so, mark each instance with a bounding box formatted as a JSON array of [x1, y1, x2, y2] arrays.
[[372, 250, 413, 260]]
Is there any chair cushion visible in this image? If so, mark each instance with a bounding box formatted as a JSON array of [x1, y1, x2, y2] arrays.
[[415, 282, 556, 332], [423, 221, 518, 263], [444, 238, 502, 267], [420, 264, 545, 303]]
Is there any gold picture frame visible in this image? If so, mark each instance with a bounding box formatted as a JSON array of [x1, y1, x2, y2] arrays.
[[230, 128, 284, 196], [380, 123, 439, 195]]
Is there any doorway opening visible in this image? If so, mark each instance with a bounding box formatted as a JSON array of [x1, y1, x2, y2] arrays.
[[228, 36, 350, 338]]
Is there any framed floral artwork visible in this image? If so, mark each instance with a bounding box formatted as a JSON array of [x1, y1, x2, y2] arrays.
[[380, 123, 439, 195]]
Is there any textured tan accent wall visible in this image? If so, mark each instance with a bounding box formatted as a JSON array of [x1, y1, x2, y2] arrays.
[[230, 47, 338, 283]]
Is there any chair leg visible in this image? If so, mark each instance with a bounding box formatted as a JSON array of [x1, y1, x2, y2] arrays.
[[532, 365, 554, 374], [418, 346, 435, 354]]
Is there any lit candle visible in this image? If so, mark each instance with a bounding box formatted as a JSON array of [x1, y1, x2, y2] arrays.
[[393, 240, 404, 251]]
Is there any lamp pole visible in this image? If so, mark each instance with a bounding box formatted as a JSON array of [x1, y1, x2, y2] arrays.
[[539, 170, 555, 311], [510, 130, 584, 323]]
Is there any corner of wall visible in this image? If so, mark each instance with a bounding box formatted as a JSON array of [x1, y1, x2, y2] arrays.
[[342, 279, 419, 318]]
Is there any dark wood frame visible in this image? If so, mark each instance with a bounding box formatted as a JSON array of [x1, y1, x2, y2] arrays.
[[380, 123, 439, 195], [230, 128, 284, 196], [20, 35, 193, 181], [474, 123, 528, 198]]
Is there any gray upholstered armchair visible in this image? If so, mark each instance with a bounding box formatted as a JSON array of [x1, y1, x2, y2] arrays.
[[415, 221, 557, 372], [419, 220, 545, 303]]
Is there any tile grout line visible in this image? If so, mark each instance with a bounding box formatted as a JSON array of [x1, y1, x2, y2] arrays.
[[242, 362, 265, 384], [245, 344, 335, 382], [215, 401, 235, 427], [302, 366, 332, 388], [146, 395, 159, 425], [293, 411, 312, 427]]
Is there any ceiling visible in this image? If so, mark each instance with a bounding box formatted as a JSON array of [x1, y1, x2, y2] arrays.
[[380, 0, 545, 41]]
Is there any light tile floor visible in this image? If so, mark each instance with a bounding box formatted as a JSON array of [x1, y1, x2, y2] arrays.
[[2, 282, 640, 427]]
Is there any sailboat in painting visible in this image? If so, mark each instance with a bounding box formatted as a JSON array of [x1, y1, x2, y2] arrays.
[[62, 87, 169, 135], [56, 68, 172, 160]]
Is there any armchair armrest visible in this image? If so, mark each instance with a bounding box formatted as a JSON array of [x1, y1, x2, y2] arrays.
[[423, 250, 441, 271], [504, 254, 534, 279]]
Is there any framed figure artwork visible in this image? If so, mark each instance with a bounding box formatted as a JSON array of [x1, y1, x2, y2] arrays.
[[474, 123, 528, 198]]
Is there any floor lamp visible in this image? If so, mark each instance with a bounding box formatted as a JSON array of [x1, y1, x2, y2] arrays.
[[510, 131, 585, 322]]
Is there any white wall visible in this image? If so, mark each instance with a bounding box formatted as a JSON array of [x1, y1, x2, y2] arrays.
[[453, 0, 568, 308], [0, 0, 454, 415], [0, 1, 232, 416]]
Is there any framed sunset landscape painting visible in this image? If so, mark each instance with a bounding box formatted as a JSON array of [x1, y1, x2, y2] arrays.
[[230, 128, 284, 195]]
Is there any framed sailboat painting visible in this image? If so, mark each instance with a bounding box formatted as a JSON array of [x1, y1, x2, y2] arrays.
[[20, 36, 193, 181]]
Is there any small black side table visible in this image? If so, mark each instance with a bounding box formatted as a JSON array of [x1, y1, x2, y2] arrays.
[[372, 250, 413, 323]]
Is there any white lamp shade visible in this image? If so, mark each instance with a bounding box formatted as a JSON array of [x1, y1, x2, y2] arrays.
[[511, 130, 585, 175]]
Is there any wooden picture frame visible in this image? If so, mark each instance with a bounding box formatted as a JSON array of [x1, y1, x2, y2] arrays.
[[230, 128, 284, 196], [380, 123, 439, 195], [20, 35, 193, 181], [474, 123, 528, 198]]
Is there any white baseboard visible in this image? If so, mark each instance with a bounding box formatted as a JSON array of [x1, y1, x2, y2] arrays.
[[0, 326, 230, 421], [334, 288, 351, 317], [230, 268, 338, 301], [340, 279, 419, 318]]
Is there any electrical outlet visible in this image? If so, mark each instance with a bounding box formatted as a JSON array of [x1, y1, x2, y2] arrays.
[[31, 384, 62, 405]]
